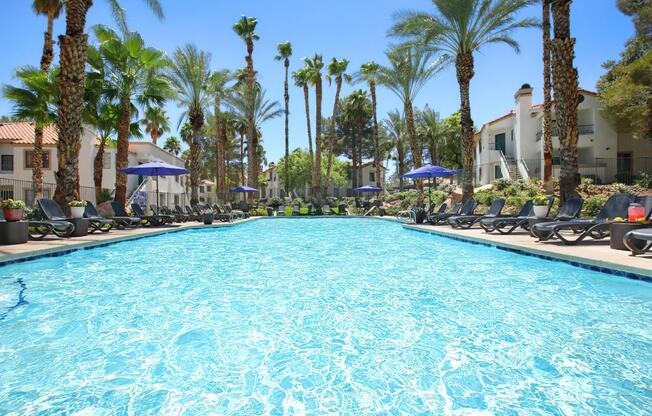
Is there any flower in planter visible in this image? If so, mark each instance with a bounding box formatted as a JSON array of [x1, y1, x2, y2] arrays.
[[0, 199, 27, 210], [68, 200, 88, 207]]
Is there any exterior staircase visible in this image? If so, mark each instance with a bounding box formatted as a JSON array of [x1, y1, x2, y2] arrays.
[[504, 156, 522, 181]]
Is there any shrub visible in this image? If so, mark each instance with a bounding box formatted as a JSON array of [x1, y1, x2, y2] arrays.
[[97, 189, 113, 204], [506, 195, 527, 211], [577, 177, 593, 194], [267, 197, 282, 207], [249, 207, 268, 216], [475, 190, 498, 206], [0, 199, 26, 210], [582, 195, 608, 218], [24, 207, 41, 220], [430, 190, 448, 206], [635, 172, 652, 189], [291, 198, 304, 207], [493, 178, 511, 191], [502, 184, 521, 197], [68, 200, 87, 207], [533, 194, 550, 206], [610, 183, 629, 194], [437, 183, 453, 193]]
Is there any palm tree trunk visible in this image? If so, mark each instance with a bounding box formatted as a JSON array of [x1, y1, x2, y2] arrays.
[[189, 112, 203, 206], [94, 138, 105, 202], [303, 85, 313, 162], [311, 75, 323, 200], [551, 0, 579, 203], [370, 81, 381, 188], [217, 131, 226, 203], [240, 132, 245, 185], [351, 136, 358, 190], [114, 95, 131, 205], [325, 77, 344, 194], [455, 52, 476, 202], [54, 0, 91, 209], [245, 38, 256, 202], [543, 0, 554, 192], [404, 100, 423, 201], [32, 127, 44, 204], [283, 58, 290, 197], [214, 101, 223, 202], [40, 13, 56, 71], [398, 149, 405, 191]]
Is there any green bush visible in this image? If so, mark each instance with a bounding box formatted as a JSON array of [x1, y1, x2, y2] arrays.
[[475, 190, 499, 206], [502, 184, 521, 197], [267, 197, 282, 207], [97, 189, 113, 204], [635, 172, 652, 188], [249, 207, 268, 216], [577, 177, 594, 194], [582, 195, 608, 218], [610, 183, 629, 194], [493, 178, 511, 191], [0, 199, 26, 210], [506, 195, 527, 211], [430, 190, 448, 206]]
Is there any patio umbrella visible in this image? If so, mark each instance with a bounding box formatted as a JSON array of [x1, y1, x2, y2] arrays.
[[230, 185, 259, 193], [354, 185, 382, 193], [400, 164, 458, 206], [122, 161, 188, 208]]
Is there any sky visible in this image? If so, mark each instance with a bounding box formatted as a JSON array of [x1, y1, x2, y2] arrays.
[[0, 0, 634, 165]]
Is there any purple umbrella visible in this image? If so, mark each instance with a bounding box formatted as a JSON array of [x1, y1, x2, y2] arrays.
[[230, 185, 259, 193], [400, 164, 458, 206], [354, 185, 383, 193], [122, 161, 188, 207]]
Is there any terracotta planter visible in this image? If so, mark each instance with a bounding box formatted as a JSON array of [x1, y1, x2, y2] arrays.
[[3, 208, 24, 222], [533, 205, 548, 218], [70, 206, 85, 219]]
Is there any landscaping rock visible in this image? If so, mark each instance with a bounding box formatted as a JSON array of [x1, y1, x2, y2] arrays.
[[96, 201, 115, 217]]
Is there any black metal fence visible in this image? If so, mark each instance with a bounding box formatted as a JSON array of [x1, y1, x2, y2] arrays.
[[0, 178, 96, 206]]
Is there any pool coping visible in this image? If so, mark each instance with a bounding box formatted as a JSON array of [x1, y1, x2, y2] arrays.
[[403, 224, 652, 282]]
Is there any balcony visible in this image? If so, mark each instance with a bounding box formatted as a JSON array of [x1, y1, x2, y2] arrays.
[[536, 124, 594, 141]]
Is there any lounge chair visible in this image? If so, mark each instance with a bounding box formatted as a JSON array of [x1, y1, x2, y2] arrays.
[[82, 201, 114, 233], [430, 200, 476, 225], [322, 205, 332, 215], [211, 205, 234, 222], [184, 205, 201, 221], [448, 198, 506, 229], [150, 205, 175, 224], [131, 203, 166, 226], [427, 203, 457, 224], [174, 205, 191, 222], [110, 201, 142, 228], [299, 206, 309, 215], [531, 195, 630, 244], [0, 209, 74, 239], [480, 200, 535, 234], [38, 198, 92, 238], [624, 228, 652, 255], [285, 206, 294, 216]]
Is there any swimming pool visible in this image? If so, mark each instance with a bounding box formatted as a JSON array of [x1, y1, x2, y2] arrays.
[[0, 218, 650, 414]]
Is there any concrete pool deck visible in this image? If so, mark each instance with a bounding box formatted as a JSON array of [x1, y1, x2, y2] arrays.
[[0, 215, 650, 280], [403, 222, 652, 279]]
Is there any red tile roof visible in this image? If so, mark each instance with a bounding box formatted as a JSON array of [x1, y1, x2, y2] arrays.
[[0, 122, 58, 145]]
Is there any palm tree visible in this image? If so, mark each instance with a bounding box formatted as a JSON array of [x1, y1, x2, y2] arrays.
[[390, 0, 537, 201], [54, 0, 163, 207], [163, 136, 181, 155], [234, 118, 247, 185], [325, 58, 351, 192], [550, 0, 579, 202], [377, 45, 446, 201], [417, 106, 442, 165], [542, 0, 554, 192], [355, 61, 382, 187], [166, 44, 211, 206], [233, 16, 260, 197], [89, 25, 170, 205], [2, 66, 58, 204], [140, 106, 169, 145], [384, 110, 409, 190], [304, 54, 325, 200], [275, 41, 292, 196], [342, 90, 372, 189], [292, 67, 314, 164], [207, 69, 233, 202]]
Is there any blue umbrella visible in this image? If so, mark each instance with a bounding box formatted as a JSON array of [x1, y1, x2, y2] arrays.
[[400, 164, 459, 206], [122, 161, 189, 207], [354, 185, 382, 193], [231, 185, 259, 193]]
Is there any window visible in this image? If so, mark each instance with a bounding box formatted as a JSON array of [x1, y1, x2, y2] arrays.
[[0, 185, 14, 200], [102, 152, 112, 169], [25, 150, 50, 169], [511, 130, 514, 141], [207, 186, 212, 193], [199, 186, 205, 193], [1, 155, 13, 172], [369, 172, 375, 182]]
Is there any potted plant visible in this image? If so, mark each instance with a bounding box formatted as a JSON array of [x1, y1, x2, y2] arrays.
[[201, 207, 214, 225], [532, 195, 549, 218], [68, 200, 87, 219], [1, 199, 26, 221]]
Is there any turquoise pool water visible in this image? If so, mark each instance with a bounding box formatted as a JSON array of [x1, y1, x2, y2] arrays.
[[0, 218, 650, 415]]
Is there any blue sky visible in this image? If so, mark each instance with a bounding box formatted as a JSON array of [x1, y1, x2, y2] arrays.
[[0, 0, 633, 164]]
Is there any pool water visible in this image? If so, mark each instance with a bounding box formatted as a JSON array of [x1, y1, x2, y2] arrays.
[[0, 218, 650, 415]]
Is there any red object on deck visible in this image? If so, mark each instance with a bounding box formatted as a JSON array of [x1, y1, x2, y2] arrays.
[[628, 203, 645, 222]]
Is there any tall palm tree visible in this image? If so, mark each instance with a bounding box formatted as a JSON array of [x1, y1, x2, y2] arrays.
[[140, 106, 169, 145], [342, 90, 372, 189], [275, 41, 293, 196], [292, 67, 314, 164], [207, 69, 233, 202], [163, 136, 181, 155], [384, 110, 408, 190], [391, 0, 537, 201], [54, 0, 163, 207], [355, 61, 382, 187], [234, 118, 247, 185], [377, 45, 446, 201], [325, 58, 351, 192], [542, 0, 554, 192], [304, 54, 325, 200], [89, 25, 169, 205], [550, 0, 579, 202], [2, 66, 58, 204], [166, 44, 211, 206], [233, 16, 260, 197], [418, 106, 442, 165]]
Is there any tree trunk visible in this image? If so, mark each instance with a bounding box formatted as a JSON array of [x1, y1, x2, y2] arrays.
[[404, 100, 423, 201], [543, 0, 554, 192], [240, 132, 245, 185], [32, 127, 44, 205], [189, 111, 204, 206], [303, 85, 313, 164], [114, 94, 131, 205], [370, 81, 381, 188], [245, 38, 256, 202], [217, 128, 226, 203], [94, 138, 105, 202], [214, 100, 223, 202], [351, 136, 358, 190], [397, 150, 405, 191], [551, 0, 579, 203], [283, 58, 290, 197], [455, 52, 476, 202], [311, 74, 323, 200], [54, 0, 92, 209], [325, 77, 344, 195], [40, 14, 56, 71]]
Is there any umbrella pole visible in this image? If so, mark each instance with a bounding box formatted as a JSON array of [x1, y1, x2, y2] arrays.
[[156, 175, 160, 208], [428, 177, 432, 207]]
